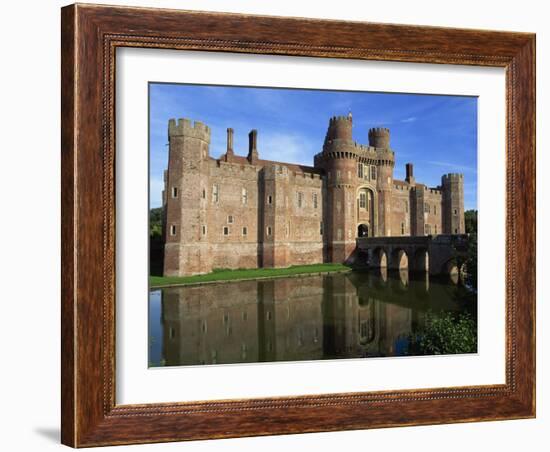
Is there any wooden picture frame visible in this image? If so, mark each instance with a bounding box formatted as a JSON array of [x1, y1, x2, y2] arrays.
[[61, 3, 535, 447]]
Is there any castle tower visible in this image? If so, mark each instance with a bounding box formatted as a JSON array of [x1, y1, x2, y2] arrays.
[[320, 115, 358, 263], [261, 164, 291, 268], [163, 118, 212, 276], [368, 128, 394, 236], [442, 173, 465, 234]]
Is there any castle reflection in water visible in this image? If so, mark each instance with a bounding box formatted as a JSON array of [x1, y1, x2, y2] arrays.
[[149, 270, 475, 367]]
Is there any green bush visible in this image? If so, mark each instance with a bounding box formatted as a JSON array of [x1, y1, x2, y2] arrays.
[[411, 310, 477, 355]]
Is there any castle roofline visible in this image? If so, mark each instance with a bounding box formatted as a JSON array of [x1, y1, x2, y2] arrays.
[[216, 153, 321, 174]]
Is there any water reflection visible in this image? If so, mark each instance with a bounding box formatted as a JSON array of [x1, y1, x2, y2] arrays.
[[148, 271, 476, 367]]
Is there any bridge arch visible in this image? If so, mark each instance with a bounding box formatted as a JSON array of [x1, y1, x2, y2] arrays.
[[371, 247, 388, 268], [412, 248, 430, 272], [390, 248, 408, 270], [442, 259, 460, 284]]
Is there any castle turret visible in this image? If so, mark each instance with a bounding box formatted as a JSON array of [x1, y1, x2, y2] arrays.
[[320, 115, 358, 263], [163, 118, 212, 276], [369, 127, 394, 236], [324, 114, 353, 144], [442, 173, 465, 234], [368, 127, 390, 149]]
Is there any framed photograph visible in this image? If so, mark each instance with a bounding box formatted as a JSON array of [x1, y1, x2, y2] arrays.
[[61, 3, 535, 447]]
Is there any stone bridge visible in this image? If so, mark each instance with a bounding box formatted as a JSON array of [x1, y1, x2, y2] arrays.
[[355, 234, 470, 277]]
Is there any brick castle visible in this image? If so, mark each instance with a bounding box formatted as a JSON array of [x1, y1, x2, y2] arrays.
[[162, 113, 465, 276]]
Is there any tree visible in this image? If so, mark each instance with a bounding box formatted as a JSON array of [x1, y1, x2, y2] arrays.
[[464, 209, 478, 234], [465, 232, 477, 290], [150, 207, 163, 238]]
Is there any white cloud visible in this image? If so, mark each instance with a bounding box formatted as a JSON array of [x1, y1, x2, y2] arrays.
[[426, 161, 477, 173], [259, 132, 317, 166], [401, 116, 417, 123]]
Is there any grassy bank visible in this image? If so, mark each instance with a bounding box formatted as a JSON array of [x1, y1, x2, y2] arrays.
[[150, 263, 351, 288]]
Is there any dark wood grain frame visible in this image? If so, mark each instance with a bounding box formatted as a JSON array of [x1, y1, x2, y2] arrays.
[[61, 3, 536, 447]]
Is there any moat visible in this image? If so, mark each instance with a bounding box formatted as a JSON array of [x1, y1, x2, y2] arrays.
[[148, 270, 477, 367]]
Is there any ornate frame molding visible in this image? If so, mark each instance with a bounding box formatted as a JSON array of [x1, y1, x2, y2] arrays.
[[61, 4, 535, 447]]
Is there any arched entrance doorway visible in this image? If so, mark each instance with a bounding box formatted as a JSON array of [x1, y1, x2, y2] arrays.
[[358, 223, 369, 237]]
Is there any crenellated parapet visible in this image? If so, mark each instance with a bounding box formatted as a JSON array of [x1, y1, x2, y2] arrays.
[[368, 127, 391, 148], [168, 118, 211, 142]]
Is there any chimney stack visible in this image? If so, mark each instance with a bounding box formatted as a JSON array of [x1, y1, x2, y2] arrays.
[[227, 128, 234, 153], [406, 163, 415, 185], [248, 129, 259, 164], [223, 127, 235, 162]]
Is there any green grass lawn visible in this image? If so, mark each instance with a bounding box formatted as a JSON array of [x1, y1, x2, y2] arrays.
[[150, 263, 351, 288]]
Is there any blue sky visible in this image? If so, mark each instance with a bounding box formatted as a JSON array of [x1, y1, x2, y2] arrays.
[[149, 83, 478, 210]]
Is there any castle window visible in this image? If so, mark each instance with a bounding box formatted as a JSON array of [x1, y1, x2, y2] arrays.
[[202, 225, 207, 236], [425, 224, 431, 235], [266, 226, 272, 236], [267, 195, 273, 204], [435, 225, 438, 234], [171, 186, 178, 198], [297, 192, 303, 208], [455, 228, 458, 233], [425, 203, 430, 213], [454, 209, 458, 215], [313, 193, 318, 209], [405, 201, 409, 213], [212, 184, 219, 203], [320, 221, 323, 235], [223, 226, 229, 236], [202, 188, 206, 199], [337, 228, 342, 240], [401, 223, 405, 235], [242, 188, 248, 204], [242, 226, 248, 236], [434, 205, 437, 215], [371, 166, 377, 180], [359, 192, 367, 209], [227, 215, 234, 224], [336, 170, 341, 180], [357, 163, 363, 179], [170, 225, 177, 236]]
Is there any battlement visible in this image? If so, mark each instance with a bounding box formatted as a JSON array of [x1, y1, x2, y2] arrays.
[[168, 118, 211, 141], [441, 173, 464, 187], [368, 127, 390, 148], [423, 186, 442, 195], [329, 115, 353, 124], [442, 173, 464, 181]]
